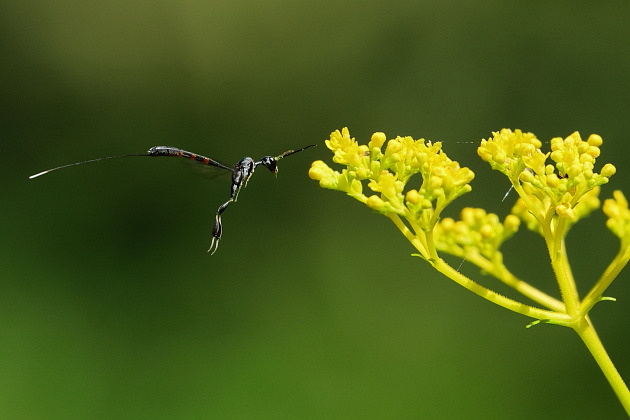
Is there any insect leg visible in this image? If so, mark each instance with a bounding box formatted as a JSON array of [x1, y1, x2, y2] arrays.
[[208, 198, 234, 254]]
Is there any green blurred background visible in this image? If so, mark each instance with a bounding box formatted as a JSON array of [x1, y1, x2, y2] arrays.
[[3, 1, 630, 418]]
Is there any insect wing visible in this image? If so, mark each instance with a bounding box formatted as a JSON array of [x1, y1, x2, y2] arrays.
[[183, 158, 233, 179]]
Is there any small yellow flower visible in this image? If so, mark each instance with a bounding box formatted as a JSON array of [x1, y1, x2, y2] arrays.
[[367, 171, 406, 214], [308, 160, 338, 189], [369, 132, 387, 150], [366, 195, 387, 211], [326, 127, 370, 169]]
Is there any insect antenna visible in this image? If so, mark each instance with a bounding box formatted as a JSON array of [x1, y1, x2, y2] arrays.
[[275, 144, 317, 160], [29, 154, 150, 179]]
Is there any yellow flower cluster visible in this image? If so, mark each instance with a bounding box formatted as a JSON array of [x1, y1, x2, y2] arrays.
[[309, 128, 475, 229], [433, 208, 520, 260], [603, 190, 630, 242], [478, 129, 616, 229], [477, 129, 544, 177]]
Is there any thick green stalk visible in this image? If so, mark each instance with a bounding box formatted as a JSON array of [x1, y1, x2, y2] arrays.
[[574, 318, 630, 415]]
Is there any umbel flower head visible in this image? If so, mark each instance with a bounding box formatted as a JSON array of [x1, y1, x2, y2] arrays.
[[478, 129, 616, 236], [310, 128, 475, 230], [433, 207, 521, 262]]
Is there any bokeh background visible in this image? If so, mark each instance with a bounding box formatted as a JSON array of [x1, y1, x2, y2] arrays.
[[3, 1, 630, 418]]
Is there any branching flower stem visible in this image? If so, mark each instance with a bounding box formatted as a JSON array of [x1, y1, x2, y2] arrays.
[[388, 213, 571, 323], [583, 244, 630, 313]]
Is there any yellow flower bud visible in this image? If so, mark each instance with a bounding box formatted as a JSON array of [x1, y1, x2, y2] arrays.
[[406, 189, 421, 205], [386, 141, 402, 155], [480, 224, 495, 238], [580, 153, 594, 164], [587, 134, 603, 147], [440, 217, 455, 230], [520, 168, 535, 183], [356, 167, 369, 179], [586, 145, 600, 158], [429, 176, 443, 189], [369, 132, 387, 149], [366, 195, 386, 210], [546, 173, 560, 188], [461, 207, 477, 225], [504, 214, 521, 231], [601, 163, 616, 177], [308, 160, 328, 180]]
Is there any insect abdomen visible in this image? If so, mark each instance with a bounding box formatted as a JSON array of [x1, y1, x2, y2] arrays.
[[147, 146, 210, 164], [147, 146, 183, 156]]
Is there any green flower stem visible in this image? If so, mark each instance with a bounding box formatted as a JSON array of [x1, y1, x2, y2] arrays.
[[431, 257, 570, 323], [390, 209, 565, 314], [512, 174, 582, 315], [574, 317, 630, 415], [387, 213, 429, 258], [583, 243, 630, 313], [547, 233, 581, 317], [469, 252, 566, 312], [387, 213, 571, 323]]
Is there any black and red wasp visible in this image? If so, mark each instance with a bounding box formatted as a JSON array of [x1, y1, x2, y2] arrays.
[[29, 144, 316, 254]]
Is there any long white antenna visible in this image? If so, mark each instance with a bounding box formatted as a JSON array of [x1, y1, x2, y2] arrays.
[[29, 154, 148, 179]]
